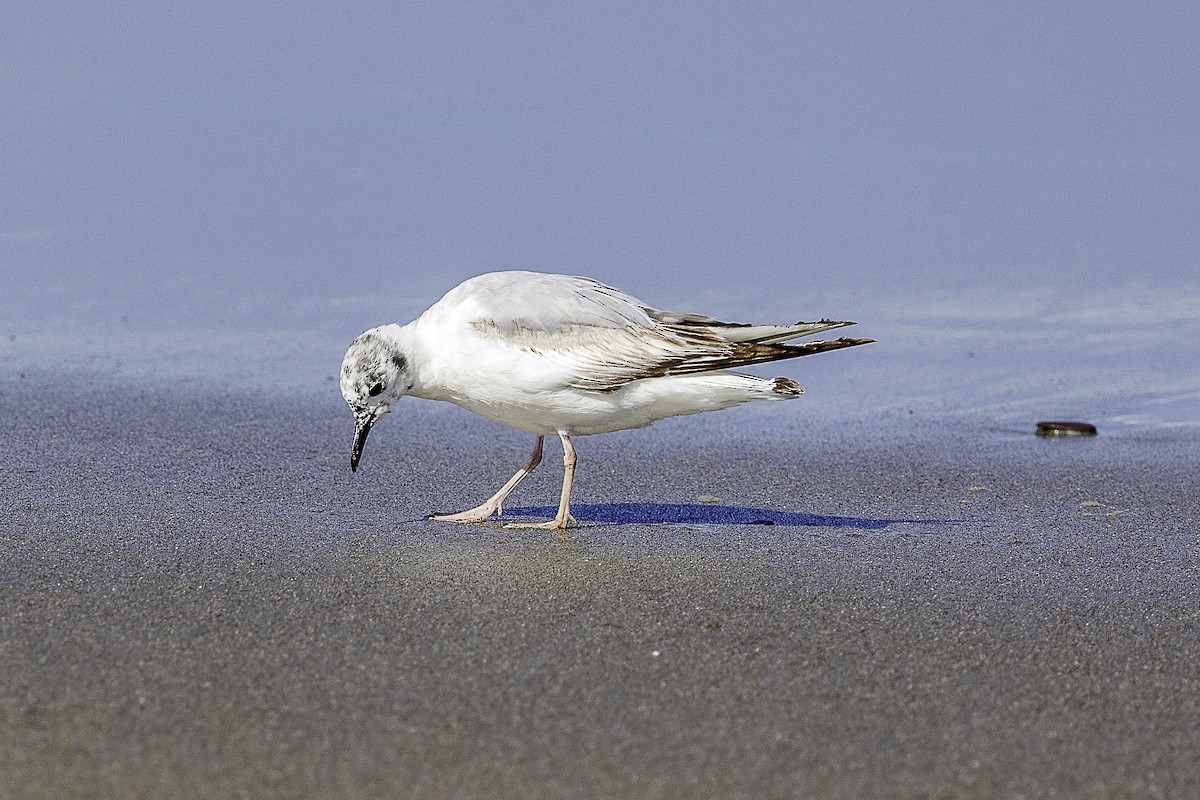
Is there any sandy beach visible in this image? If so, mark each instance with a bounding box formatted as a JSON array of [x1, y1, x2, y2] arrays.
[[2, 375, 1196, 799], [5, 5, 1199, 796]]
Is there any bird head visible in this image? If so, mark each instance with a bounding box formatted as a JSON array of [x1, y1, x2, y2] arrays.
[[340, 328, 413, 472]]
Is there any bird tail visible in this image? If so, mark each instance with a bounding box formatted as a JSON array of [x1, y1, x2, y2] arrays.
[[769, 376, 803, 397]]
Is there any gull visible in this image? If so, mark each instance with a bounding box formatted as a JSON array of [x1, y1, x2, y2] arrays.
[[340, 271, 872, 529]]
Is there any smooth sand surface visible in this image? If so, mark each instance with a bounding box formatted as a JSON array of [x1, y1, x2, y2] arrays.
[[2, 376, 1197, 799]]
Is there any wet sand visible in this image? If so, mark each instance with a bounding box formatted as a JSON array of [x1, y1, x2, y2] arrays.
[[2, 375, 1197, 799]]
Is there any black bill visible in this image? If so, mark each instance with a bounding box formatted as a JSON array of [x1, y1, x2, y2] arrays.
[[350, 414, 374, 473]]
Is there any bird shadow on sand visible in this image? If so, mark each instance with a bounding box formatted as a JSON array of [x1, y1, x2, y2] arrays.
[[504, 503, 949, 529]]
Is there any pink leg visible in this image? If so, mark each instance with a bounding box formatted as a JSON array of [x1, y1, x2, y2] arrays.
[[430, 436, 544, 523], [505, 433, 578, 530]]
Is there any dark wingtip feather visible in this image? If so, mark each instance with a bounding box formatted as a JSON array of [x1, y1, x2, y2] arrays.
[[784, 337, 875, 356]]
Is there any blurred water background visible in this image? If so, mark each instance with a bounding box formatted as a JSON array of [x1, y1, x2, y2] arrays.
[[3, 3, 1198, 433]]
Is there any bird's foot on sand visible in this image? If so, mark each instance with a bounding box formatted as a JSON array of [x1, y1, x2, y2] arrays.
[[429, 500, 504, 523], [504, 513, 577, 531]]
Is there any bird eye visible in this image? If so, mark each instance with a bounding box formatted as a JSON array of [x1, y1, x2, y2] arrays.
[[368, 382, 385, 397]]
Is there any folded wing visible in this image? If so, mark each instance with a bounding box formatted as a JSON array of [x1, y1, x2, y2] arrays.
[[459, 272, 873, 392]]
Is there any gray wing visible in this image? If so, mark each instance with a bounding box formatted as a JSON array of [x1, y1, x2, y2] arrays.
[[454, 271, 873, 391]]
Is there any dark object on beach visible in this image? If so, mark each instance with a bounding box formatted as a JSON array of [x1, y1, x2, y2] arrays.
[[1036, 421, 1098, 437]]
